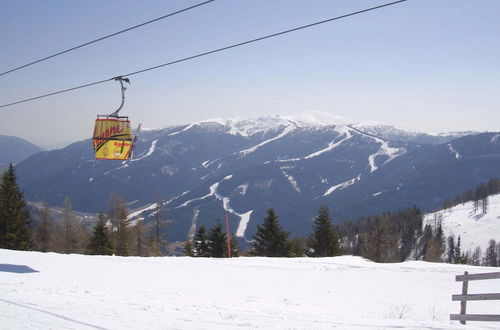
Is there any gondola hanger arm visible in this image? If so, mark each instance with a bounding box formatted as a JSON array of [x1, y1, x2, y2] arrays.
[[108, 76, 130, 117]]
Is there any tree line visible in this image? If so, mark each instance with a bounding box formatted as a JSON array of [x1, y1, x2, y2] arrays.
[[0, 164, 168, 256], [2, 163, 498, 266], [443, 178, 500, 212], [337, 178, 500, 267]]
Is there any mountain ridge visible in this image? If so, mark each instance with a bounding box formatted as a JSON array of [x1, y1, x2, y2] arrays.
[[0, 135, 45, 170], [14, 113, 500, 242]]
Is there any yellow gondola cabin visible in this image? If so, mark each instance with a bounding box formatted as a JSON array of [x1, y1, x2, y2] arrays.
[[92, 77, 137, 160], [92, 115, 133, 160]]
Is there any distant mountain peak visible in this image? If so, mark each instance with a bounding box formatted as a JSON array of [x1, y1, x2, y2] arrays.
[[281, 111, 351, 127], [156, 112, 353, 138]]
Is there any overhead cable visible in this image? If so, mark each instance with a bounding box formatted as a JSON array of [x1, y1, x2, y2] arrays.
[[0, 0, 408, 109], [0, 0, 215, 78]]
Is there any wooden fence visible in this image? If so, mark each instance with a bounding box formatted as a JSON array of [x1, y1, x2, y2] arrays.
[[450, 271, 500, 324]]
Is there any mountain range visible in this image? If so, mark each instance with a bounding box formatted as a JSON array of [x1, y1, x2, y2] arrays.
[[15, 112, 500, 242], [0, 135, 44, 170]]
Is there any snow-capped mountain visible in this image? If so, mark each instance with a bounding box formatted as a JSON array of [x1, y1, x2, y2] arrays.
[[15, 113, 500, 242], [351, 122, 474, 145]]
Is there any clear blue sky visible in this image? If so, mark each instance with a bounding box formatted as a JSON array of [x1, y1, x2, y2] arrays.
[[0, 0, 499, 148]]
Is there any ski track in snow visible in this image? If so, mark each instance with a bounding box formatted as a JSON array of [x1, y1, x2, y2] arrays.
[[176, 173, 254, 238], [188, 209, 200, 238], [211, 176, 254, 238], [323, 175, 361, 197], [237, 183, 249, 196], [176, 182, 221, 209], [168, 123, 197, 136], [238, 125, 295, 156], [166, 191, 190, 205], [280, 166, 301, 193], [175, 175, 233, 209], [127, 203, 158, 220], [131, 139, 158, 161], [447, 143, 461, 159], [235, 210, 254, 238], [304, 126, 352, 159], [273, 126, 352, 163], [353, 129, 405, 173]]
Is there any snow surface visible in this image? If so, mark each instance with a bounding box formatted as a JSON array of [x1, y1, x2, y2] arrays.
[[127, 203, 157, 221], [175, 177, 232, 209], [2, 249, 500, 329], [282, 111, 351, 127], [447, 143, 461, 160], [235, 210, 253, 238], [272, 126, 352, 163], [280, 166, 301, 193], [131, 139, 158, 162], [354, 129, 406, 172], [323, 175, 361, 197], [424, 193, 500, 253], [304, 126, 352, 160], [238, 125, 295, 156]]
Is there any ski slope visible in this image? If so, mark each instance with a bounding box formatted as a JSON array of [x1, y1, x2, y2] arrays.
[[1, 249, 500, 329], [424, 193, 500, 253]]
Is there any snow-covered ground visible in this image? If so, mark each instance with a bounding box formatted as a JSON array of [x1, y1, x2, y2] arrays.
[[1, 250, 500, 329], [424, 193, 500, 253]]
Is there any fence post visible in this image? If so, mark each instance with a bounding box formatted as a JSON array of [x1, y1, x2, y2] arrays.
[[460, 271, 469, 325]]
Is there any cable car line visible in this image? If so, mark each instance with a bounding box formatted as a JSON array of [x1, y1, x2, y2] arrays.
[[0, 0, 215, 78], [0, 0, 408, 110], [120, 0, 408, 78]]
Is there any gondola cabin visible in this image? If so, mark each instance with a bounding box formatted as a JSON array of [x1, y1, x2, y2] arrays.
[[92, 115, 133, 160]]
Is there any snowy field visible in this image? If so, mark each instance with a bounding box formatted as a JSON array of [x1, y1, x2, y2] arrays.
[[1, 249, 500, 329]]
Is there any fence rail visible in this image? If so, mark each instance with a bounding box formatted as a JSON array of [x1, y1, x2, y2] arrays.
[[450, 271, 500, 325]]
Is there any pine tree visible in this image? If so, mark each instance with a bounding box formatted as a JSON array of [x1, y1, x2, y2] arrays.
[[481, 197, 489, 214], [289, 237, 307, 257], [131, 220, 149, 256], [307, 206, 340, 257], [252, 209, 291, 257], [88, 215, 113, 255], [183, 241, 195, 256], [193, 225, 209, 257], [61, 198, 79, 254], [106, 195, 130, 256], [115, 202, 129, 256], [485, 239, 498, 267], [34, 203, 52, 252], [0, 164, 32, 250], [471, 246, 482, 266], [454, 236, 463, 264], [228, 235, 239, 257], [424, 225, 444, 263], [149, 200, 167, 256], [208, 220, 227, 258], [446, 235, 455, 264]]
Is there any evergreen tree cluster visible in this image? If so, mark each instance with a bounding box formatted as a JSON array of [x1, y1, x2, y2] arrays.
[[184, 220, 239, 257], [251, 209, 292, 257], [29, 193, 170, 257], [248, 207, 340, 258], [339, 207, 424, 263], [338, 203, 500, 267], [0, 164, 32, 250], [446, 237, 500, 267]]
